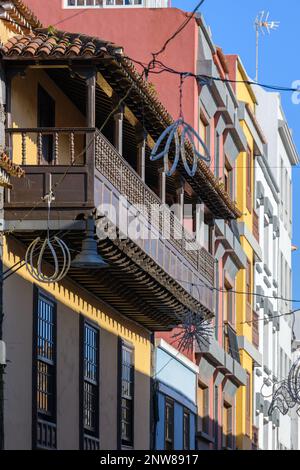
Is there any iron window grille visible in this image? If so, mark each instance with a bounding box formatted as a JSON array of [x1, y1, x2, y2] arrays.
[[36, 293, 56, 419], [165, 398, 174, 450], [83, 322, 99, 434], [120, 341, 134, 448]]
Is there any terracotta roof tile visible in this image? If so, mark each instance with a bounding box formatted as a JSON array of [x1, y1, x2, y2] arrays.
[[0, 29, 118, 59]]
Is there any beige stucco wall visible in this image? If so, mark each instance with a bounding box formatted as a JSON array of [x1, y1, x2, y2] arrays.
[[11, 68, 86, 165], [3, 237, 151, 450]]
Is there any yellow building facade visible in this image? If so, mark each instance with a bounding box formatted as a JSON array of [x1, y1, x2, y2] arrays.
[[227, 55, 265, 449]]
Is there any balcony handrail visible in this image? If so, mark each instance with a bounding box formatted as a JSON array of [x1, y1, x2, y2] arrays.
[[95, 129, 215, 285], [6, 127, 96, 133]]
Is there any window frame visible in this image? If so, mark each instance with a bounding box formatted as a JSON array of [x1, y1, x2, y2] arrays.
[[80, 316, 100, 448], [164, 398, 175, 450], [198, 383, 210, 436], [32, 287, 57, 449], [222, 401, 233, 449], [224, 279, 234, 326], [118, 339, 135, 449], [246, 372, 251, 437], [224, 157, 233, 199], [183, 408, 190, 450], [246, 145, 252, 212]]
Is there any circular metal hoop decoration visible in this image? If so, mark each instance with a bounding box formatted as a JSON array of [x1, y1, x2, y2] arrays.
[[150, 118, 211, 178], [25, 236, 71, 284]]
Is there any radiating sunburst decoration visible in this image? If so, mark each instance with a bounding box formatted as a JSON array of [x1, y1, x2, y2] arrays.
[[268, 356, 300, 417], [172, 310, 213, 353], [150, 118, 211, 177]]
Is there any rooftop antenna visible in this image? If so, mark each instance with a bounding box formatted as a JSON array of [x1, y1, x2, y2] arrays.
[[255, 11, 280, 82]]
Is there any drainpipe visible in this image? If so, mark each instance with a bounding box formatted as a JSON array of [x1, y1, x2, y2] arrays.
[[0, 63, 6, 451]]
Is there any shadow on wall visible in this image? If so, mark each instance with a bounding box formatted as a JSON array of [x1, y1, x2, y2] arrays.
[[3, 238, 152, 450]]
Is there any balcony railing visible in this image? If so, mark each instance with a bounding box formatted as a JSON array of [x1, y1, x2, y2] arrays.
[[95, 131, 215, 288], [5, 127, 215, 311], [252, 311, 259, 349], [36, 419, 57, 450], [253, 209, 259, 243], [6, 127, 93, 166]]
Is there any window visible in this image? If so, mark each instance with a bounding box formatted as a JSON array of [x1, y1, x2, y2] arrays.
[[246, 146, 252, 212], [224, 324, 240, 363], [246, 372, 251, 437], [198, 384, 209, 435], [222, 402, 233, 449], [246, 259, 252, 321], [165, 399, 174, 450], [264, 219, 270, 268], [224, 281, 233, 325], [199, 116, 210, 151], [214, 386, 219, 448], [215, 132, 220, 178], [224, 158, 233, 198], [183, 409, 190, 450], [81, 320, 99, 441], [120, 341, 134, 448], [66, 0, 143, 6], [36, 293, 56, 419]]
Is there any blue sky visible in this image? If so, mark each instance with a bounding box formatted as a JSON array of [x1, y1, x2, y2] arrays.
[[173, 0, 300, 313]]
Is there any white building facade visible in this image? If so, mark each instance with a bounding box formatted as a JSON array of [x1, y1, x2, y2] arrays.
[[254, 87, 299, 450]]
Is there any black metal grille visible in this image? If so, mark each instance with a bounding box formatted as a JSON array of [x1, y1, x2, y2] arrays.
[[37, 294, 55, 417], [83, 323, 99, 434], [121, 344, 134, 447]]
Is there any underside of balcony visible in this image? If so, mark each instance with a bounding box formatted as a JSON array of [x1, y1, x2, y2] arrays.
[[7, 228, 211, 331]]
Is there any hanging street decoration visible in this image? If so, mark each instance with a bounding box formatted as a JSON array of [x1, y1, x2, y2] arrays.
[[171, 310, 213, 353], [150, 118, 211, 177], [150, 74, 211, 177], [268, 356, 300, 417], [25, 236, 71, 284], [25, 184, 71, 284]]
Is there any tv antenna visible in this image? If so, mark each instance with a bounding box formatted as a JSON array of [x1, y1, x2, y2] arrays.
[[255, 11, 280, 82]]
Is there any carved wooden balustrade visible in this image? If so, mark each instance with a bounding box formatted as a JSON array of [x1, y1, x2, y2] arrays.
[[5, 127, 215, 312], [94, 131, 215, 293]]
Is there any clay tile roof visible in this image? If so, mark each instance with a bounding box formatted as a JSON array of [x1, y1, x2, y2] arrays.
[[0, 28, 119, 59], [0, 28, 241, 219]]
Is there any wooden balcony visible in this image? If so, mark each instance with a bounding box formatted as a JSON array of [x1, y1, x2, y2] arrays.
[[4, 127, 215, 327]]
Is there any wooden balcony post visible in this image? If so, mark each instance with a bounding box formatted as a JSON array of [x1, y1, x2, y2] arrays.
[[136, 127, 146, 182], [113, 107, 124, 156], [158, 166, 166, 205], [175, 179, 185, 224], [195, 199, 205, 246], [86, 70, 96, 128]]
